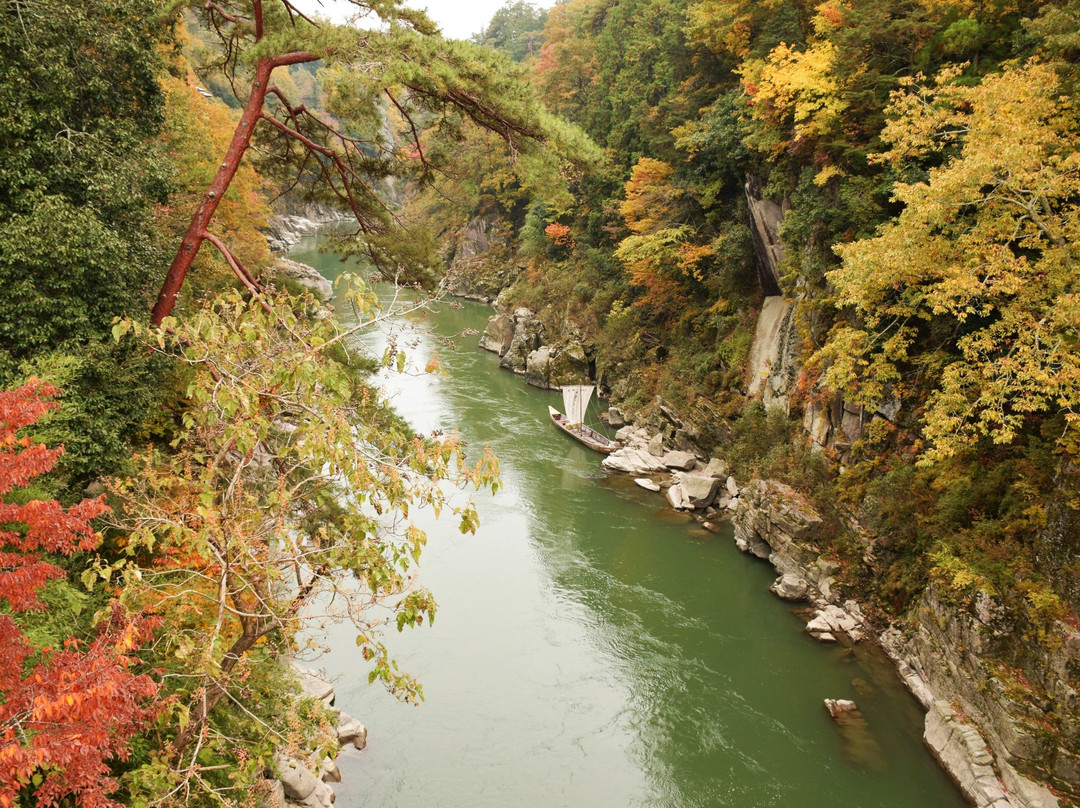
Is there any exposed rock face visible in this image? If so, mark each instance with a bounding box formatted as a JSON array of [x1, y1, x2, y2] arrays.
[[746, 296, 798, 410], [744, 175, 786, 296], [479, 312, 515, 356], [925, 701, 1024, 808], [270, 258, 333, 302], [264, 206, 351, 252], [525, 341, 591, 390], [881, 587, 1067, 807], [732, 480, 1064, 807], [732, 479, 828, 581], [498, 308, 545, 375], [443, 215, 521, 303]]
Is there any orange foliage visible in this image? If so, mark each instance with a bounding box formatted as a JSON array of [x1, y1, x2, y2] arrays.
[[545, 222, 574, 248], [0, 381, 158, 808]]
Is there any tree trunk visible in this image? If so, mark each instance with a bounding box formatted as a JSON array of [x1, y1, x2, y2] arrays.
[[151, 51, 316, 325], [169, 615, 265, 763]]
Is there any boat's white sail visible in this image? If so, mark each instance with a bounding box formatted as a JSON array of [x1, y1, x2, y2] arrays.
[[561, 384, 595, 426]]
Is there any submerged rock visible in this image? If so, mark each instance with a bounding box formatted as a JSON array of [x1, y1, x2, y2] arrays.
[[824, 698, 859, 719]]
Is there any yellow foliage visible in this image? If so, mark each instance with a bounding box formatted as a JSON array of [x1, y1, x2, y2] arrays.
[[739, 40, 852, 153], [620, 157, 680, 235], [686, 0, 787, 58], [820, 60, 1080, 461]]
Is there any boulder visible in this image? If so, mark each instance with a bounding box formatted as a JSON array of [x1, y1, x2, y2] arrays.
[[292, 665, 335, 705], [337, 711, 368, 750], [479, 313, 514, 356], [275, 753, 319, 801], [320, 756, 342, 783], [605, 407, 627, 428], [703, 458, 729, 479], [680, 475, 721, 509], [661, 450, 697, 471], [725, 476, 740, 497], [615, 425, 651, 449], [634, 478, 661, 493], [770, 574, 809, 602], [806, 604, 865, 642], [648, 433, 665, 457], [665, 483, 691, 511], [271, 258, 333, 302], [824, 699, 859, 719], [602, 447, 668, 475]]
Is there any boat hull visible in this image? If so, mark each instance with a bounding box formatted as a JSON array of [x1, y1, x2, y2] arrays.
[[548, 406, 620, 454]]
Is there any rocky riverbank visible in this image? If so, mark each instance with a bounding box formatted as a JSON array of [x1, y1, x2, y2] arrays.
[[260, 665, 368, 808], [472, 306, 1064, 808], [263, 206, 353, 253]]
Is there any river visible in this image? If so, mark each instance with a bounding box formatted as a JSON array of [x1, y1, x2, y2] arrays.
[[289, 235, 967, 808]]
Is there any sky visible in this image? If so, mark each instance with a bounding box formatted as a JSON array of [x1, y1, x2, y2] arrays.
[[293, 0, 554, 42]]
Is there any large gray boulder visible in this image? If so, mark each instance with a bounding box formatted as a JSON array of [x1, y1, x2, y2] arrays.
[[770, 573, 809, 602], [479, 312, 515, 356], [337, 711, 368, 750], [666, 483, 691, 511], [703, 457, 729, 479], [602, 447, 668, 475], [680, 474, 721, 509], [662, 450, 697, 471], [292, 665, 335, 705], [275, 753, 320, 801]]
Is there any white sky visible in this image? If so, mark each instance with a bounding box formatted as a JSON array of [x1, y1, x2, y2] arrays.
[[294, 0, 554, 42]]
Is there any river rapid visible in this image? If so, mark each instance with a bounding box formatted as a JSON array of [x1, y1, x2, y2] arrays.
[[289, 235, 967, 808]]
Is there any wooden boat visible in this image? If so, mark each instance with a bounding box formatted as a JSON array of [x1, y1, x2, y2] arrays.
[[548, 385, 620, 454]]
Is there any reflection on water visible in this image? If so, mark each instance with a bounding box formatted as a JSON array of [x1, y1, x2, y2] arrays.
[[290, 236, 966, 808]]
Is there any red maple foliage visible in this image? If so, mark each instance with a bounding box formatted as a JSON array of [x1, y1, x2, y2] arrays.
[[0, 380, 159, 808]]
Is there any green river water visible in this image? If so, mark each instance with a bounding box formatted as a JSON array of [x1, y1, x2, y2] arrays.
[[289, 236, 967, 808]]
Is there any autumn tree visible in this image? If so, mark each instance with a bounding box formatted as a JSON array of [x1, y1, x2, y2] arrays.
[[0, 380, 158, 808], [152, 0, 591, 325], [110, 283, 500, 801], [819, 60, 1080, 462]]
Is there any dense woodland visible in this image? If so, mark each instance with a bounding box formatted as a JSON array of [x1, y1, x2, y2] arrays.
[[1, 0, 1080, 804]]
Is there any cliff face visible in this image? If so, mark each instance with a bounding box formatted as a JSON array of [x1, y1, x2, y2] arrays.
[[732, 481, 1067, 808]]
